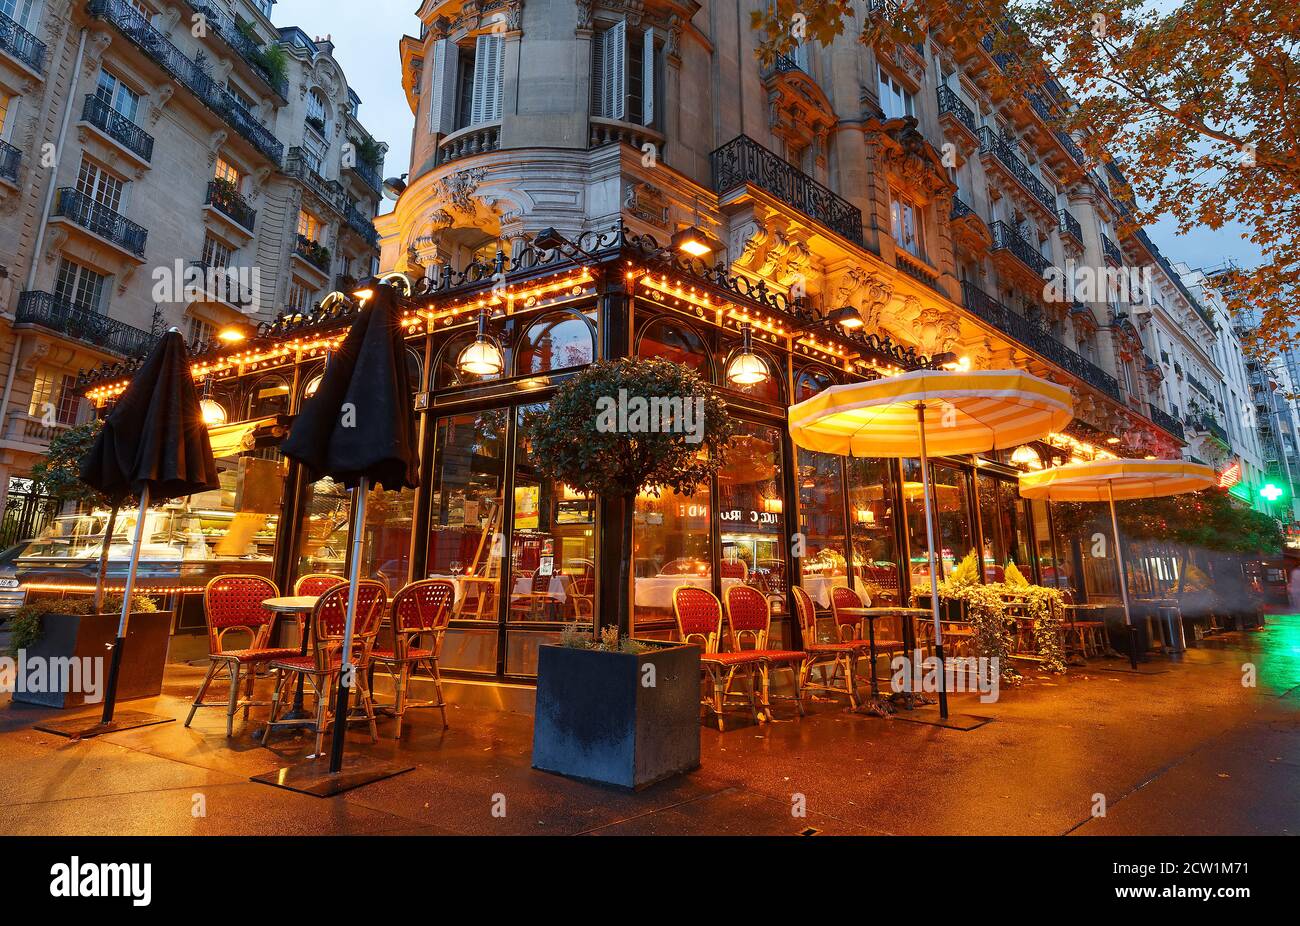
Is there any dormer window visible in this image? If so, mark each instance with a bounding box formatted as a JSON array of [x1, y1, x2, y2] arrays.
[[592, 19, 660, 128]]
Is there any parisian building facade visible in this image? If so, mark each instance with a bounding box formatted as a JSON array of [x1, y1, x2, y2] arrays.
[[0, 0, 385, 538]]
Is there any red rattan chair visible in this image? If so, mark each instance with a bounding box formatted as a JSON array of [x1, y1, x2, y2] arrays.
[[370, 579, 455, 736], [294, 573, 346, 597], [263, 580, 387, 754], [187, 575, 298, 736], [672, 585, 762, 731], [793, 585, 865, 709], [724, 584, 805, 721], [830, 586, 905, 653]]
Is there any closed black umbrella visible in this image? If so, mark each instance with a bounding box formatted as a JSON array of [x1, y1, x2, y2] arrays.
[[273, 282, 418, 786], [47, 329, 218, 736]]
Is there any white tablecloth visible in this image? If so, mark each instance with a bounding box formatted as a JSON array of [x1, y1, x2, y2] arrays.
[[634, 575, 742, 609]]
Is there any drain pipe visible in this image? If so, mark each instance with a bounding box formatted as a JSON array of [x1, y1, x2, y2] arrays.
[[0, 29, 89, 434]]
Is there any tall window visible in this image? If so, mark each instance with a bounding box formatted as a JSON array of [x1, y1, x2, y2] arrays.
[[297, 210, 322, 241], [0, 0, 36, 27], [592, 20, 659, 127], [0, 90, 10, 139], [287, 281, 309, 311], [29, 368, 80, 426], [54, 258, 107, 313], [202, 234, 233, 268], [76, 158, 124, 211], [878, 67, 915, 120], [890, 190, 926, 260], [306, 88, 330, 136], [185, 314, 215, 347], [214, 156, 242, 188], [95, 70, 141, 122]]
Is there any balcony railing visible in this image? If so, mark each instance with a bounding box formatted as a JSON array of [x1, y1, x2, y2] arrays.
[[191, 4, 289, 100], [343, 202, 379, 248], [53, 188, 148, 257], [0, 9, 45, 73], [1058, 208, 1082, 245], [81, 95, 155, 162], [961, 280, 1122, 401], [205, 180, 257, 230], [1054, 130, 1086, 166], [0, 139, 18, 183], [1191, 414, 1229, 445], [438, 123, 501, 165], [294, 235, 331, 273], [88, 0, 284, 165], [15, 291, 154, 357], [936, 85, 976, 134], [761, 53, 802, 77], [990, 221, 1050, 277], [346, 158, 383, 193], [286, 147, 347, 214], [1100, 232, 1123, 266], [977, 126, 1056, 214], [1187, 372, 1213, 398], [951, 195, 975, 221], [711, 134, 864, 246]]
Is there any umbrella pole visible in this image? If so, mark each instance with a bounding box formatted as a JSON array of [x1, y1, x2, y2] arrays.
[[329, 477, 368, 772], [101, 485, 150, 724], [1107, 482, 1139, 669], [916, 405, 948, 720]]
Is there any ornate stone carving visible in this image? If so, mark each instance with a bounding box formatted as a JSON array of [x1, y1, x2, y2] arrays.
[[732, 215, 815, 291], [433, 167, 487, 213], [869, 117, 954, 205], [147, 85, 174, 126], [830, 266, 893, 332], [897, 296, 961, 357], [624, 181, 668, 229]]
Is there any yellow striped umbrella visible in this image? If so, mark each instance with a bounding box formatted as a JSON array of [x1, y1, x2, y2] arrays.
[[1018, 458, 1216, 663], [788, 369, 1073, 718], [788, 369, 1074, 457]]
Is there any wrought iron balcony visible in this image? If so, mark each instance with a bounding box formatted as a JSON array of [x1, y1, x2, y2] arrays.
[[1192, 414, 1230, 445], [936, 85, 976, 134], [87, 0, 284, 165], [205, 180, 257, 230], [81, 95, 154, 161], [990, 220, 1050, 277], [0, 139, 18, 184], [343, 202, 379, 248], [191, 4, 289, 100], [1058, 209, 1082, 245], [346, 157, 383, 194], [1054, 130, 1086, 166], [1187, 372, 1213, 398], [286, 147, 348, 215], [979, 34, 1015, 71], [1100, 232, 1123, 266], [977, 126, 1056, 214], [53, 188, 148, 257], [961, 280, 1122, 401], [761, 53, 802, 78], [15, 291, 154, 358], [711, 134, 864, 246], [0, 9, 45, 73], [1027, 93, 1053, 123], [294, 235, 331, 274], [951, 195, 975, 221]]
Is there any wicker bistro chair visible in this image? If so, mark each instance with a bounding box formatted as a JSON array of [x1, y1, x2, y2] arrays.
[[672, 586, 763, 731], [186, 575, 299, 736], [369, 579, 455, 737], [1061, 590, 1111, 658], [829, 586, 905, 656], [294, 573, 347, 597], [263, 581, 387, 755], [723, 585, 806, 721], [792, 585, 868, 709]]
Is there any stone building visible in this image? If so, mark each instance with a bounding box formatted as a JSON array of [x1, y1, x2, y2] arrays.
[[0, 0, 385, 541]]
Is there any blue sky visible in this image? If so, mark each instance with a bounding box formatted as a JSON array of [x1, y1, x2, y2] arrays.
[[274, 0, 1261, 272]]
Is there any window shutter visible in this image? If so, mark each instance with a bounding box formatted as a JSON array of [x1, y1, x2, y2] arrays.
[[641, 27, 655, 127], [471, 34, 504, 125], [427, 39, 460, 134], [595, 20, 626, 120]]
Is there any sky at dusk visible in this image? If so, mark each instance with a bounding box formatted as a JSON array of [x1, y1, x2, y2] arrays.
[[275, 1, 1263, 274]]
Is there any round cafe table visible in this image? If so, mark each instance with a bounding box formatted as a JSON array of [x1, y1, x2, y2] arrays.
[[832, 606, 924, 716], [261, 596, 319, 724]]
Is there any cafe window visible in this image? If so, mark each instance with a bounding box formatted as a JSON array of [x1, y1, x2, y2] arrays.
[[718, 421, 788, 617], [507, 405, 597, 674], [435, 329, 508, 389], [514, 312, 595, 376], [636, 317, 712, 379], [1032, 499, 1067, 592], [795, 366, 836, 402], [903, 459, 974, 584], [360, 483, 417, 593], [847, 457, 903, 605], [294, 476, 350, 581], [719, 342, 781, 404], [247, 374, 291, 418], [633, 484, 710, 631], [796, 447, 848, 611]]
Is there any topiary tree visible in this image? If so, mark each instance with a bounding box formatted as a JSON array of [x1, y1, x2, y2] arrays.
[[522, 357, 737, 635], [27, 419, 128, 612]]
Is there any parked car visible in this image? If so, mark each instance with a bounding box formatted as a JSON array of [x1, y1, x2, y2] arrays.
[[0, 543, 27, 621]]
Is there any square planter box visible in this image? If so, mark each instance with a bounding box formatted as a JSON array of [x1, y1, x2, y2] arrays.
[[532, 641, 701, 790], [11, 611, 172, 709]]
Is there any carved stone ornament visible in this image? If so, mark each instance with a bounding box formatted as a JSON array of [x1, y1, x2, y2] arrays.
[[433, 167, 487, 214], [624, 181, 669, 229], [869, 116, 955, 205], [731, 213, 817, 292], [829, 266, 893, 333]]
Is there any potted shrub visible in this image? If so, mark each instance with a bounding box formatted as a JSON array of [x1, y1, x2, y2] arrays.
[[522, 357, 735, 788], [8, 594, 168, 708]]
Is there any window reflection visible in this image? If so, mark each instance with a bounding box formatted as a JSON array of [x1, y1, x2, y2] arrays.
[[903, 459, 974, 587], [435, 330, 507, 389], [515, 313, 594, 376], [295, 476, 350, 580], [633, 484, 710, 629], [847, 457, 902, 604], [637, 317, 711, 378], [361, 484, 416, 593], [248, 375, 290, 417], [718, 422, 786, 614], [796, 448, 848, 608]]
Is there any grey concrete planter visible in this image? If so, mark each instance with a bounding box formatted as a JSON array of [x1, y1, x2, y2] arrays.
[[11, 611, 172, 709], [532, 641, 701, 790]]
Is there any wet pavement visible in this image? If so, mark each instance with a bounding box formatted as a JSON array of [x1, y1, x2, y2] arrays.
[[1, 615, 1297, 836]]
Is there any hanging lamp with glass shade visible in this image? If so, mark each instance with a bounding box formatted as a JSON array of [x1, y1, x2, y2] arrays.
[[199, 398, 227, 426], [727, 323, 768, 386], [458, 309, 504, 376]]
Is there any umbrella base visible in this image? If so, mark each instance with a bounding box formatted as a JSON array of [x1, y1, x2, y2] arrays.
[[1091, 663, 1170, 676], [250, 755, 414, 798], [35, 710, 174, 739], [894, 708, 993, 731]]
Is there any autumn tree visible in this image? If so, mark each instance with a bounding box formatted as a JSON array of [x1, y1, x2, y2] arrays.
[[753, 0, 1299, 361]]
